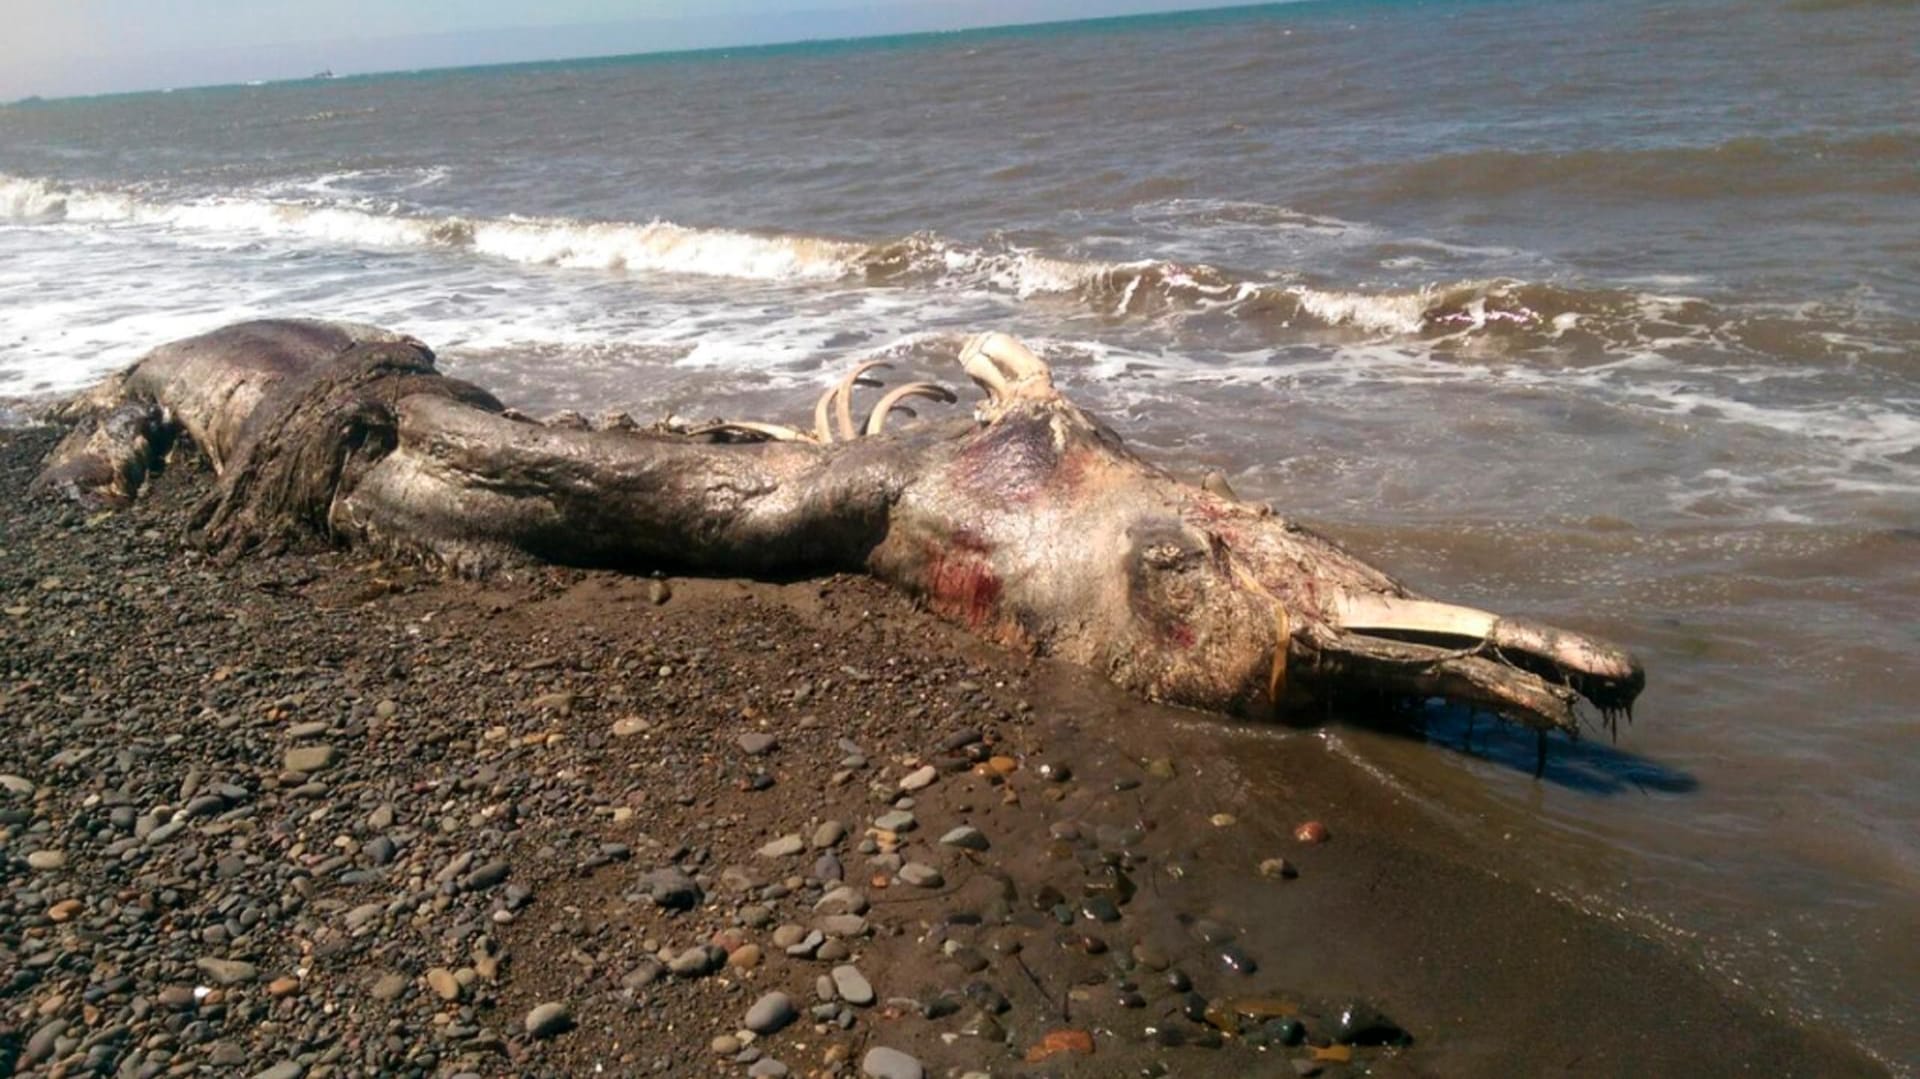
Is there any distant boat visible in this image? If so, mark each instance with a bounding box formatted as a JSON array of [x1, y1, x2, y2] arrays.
[[313, 68, 335, 80]]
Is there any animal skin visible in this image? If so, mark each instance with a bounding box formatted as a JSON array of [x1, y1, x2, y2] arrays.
[[36, 319, 1644, 742]]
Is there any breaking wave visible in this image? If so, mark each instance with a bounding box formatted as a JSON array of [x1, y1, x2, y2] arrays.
[[5, 173, 1911, 362]]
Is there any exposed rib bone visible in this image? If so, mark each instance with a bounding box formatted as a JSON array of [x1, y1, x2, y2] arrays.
[[864, 382, 957, 436], [833, 360, 893, 442], [813, 385, 840, 444]]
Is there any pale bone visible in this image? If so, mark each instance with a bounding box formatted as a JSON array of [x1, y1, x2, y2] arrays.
[[865, 382, 957, 436], [812, 384, 841, 443], [834, 360, 894, 442], [684, 421, 817, 443], [1332, 593, 1498, 642]]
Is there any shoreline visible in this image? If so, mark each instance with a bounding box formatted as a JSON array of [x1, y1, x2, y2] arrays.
[[0, 425, 1888, 1078]]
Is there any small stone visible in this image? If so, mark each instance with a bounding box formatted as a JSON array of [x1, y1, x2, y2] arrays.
[[1334, 1000, 1410, 1046], [267, 976, 300, 998], [1, 774, 37, 796], [1210, 813, 1237, 827], [898, 765, 937, 792], [649, 579, 673, 604], [1294, 820, 1330, 844], [940, 825, 989, 851], [1080, 896, 1121, 923], [612, 716, 651, 737], [47, 899, 82, 921], [250, 1064, 303, 1079], [282, 745, 337, 773], [26, 850, 66, 871], [748, 1058, 791, 1078], [463, 860, 510, 890], [1036, 761, 1072, 782], [820, 914, 868, 937], [1259, 857, 1299, 879], [530, 691, 574, 714], [898, 862, 943, 888], [669, 945, 720, 977], [1023, 1029, 1096, 1062], [365, 835, 398, 865], [830, 964, 874, 1006], [1218, 942, 1258, 975], [426, 967, 461, 1001], [771, 924, 807, 948], [759, 834, 805, 858], [861, 1047, 925, 1079], [738, 732, 778, 756], [987, 756, 1017, 775], [1144, 757, 1176, 779], [746, 991, 797, 1034], [812, 820, 847, 848], [816, 886, 868, 915], [959, 1009, 1007, 1041], [729, 944, 762, 970], [712, 1034, 743, 1056], [873, 810, 916, 833], [23, 1018, 67, 1066], [372, 973, 409, 1001], [638, 866, 702, 910], [524, 1001, 572, 1038], [194, 957, 259, 985], [947, 946, 989, 973]]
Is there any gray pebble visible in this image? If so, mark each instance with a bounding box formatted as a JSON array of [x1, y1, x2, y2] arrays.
[[745, 990, 796, 1034], [524, 1001, 572, 1038], [898, 862, 943, 888], [195, 957, 258, 985], [831, 964, 875, 1006], [282, 745, 337, 773], [862, 1047, 925, 1079], [874, 810, 916, 833], [940, 825, 989, 851], [759, 834, 805, 858]]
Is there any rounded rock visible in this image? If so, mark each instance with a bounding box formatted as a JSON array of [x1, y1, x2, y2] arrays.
[[830, 964, 875, 1006], [524, 1001, 572, 1038], [746, 990, 797, 1034], [861, 1047, 925, 1079]]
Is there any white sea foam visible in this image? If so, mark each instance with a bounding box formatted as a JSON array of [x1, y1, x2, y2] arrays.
[[0, 174, 866, 283]]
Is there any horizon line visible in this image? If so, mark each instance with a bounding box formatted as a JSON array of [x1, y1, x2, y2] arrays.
[[5, 0, 1321, 106]]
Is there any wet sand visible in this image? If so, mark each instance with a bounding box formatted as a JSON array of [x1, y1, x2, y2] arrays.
[[0, 425, 1887, 1078]]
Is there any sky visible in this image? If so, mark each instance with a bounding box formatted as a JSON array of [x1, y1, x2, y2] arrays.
[[2, 0, 1260, 101]]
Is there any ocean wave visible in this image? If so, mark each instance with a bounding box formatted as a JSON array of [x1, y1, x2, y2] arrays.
[[4, 172, 1912, 363]]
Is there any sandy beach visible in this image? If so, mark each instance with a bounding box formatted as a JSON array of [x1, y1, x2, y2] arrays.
[[0, 423, 1888, 1077]]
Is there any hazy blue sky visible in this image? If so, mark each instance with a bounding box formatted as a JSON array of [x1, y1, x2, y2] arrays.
[[3, 1, 1260, 100]]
